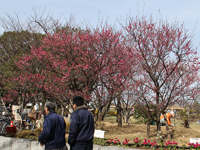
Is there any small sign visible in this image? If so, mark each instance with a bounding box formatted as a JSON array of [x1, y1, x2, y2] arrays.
[[190, 138, 200, 143], [94, 129, 105, 138]]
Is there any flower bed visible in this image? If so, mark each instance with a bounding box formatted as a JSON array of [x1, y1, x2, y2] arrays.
[[106, 137, 200, 150]]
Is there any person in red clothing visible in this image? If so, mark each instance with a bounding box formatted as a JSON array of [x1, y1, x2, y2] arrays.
[[160, 111, 175, 126]]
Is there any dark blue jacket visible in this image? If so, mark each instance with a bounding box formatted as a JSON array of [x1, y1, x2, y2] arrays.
[[68, 107, 94, 146], [38, 111, 66, 149]]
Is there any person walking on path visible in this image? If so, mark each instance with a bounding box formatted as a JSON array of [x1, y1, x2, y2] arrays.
[[68, 96, 94, 150], [38, 101, 68, 150]]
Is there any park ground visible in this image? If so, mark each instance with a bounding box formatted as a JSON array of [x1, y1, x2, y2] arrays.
[[67, 115, 200, 147]]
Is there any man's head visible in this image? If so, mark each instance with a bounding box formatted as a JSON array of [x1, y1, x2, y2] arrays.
[[73, 96, 84, 110], [44, 101, 56, 115]]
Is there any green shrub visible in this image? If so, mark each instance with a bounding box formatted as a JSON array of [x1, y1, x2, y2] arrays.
[[64, 117, 70, 132], [93, 138, 109, 146], [16, 130, 39, 140], [133, 104, 156, 124], [107, 109, 117, 116], [178, 108, 196, 128], [65, 121, 70, 132]]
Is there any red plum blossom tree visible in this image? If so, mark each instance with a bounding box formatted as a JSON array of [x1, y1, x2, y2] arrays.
[[125, 16, 200, 135]]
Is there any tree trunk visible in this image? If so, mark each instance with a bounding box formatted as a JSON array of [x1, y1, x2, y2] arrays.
[[96, 107, 102, 121], [124, 111, 129, 124], [164, 114, 171, 139], [117, 109, 122, 127], [97, 102, 111, 121], [18, 93, 23, 108], [125, 113, 128, 124], [98, 111, 105, 121], [156, 112, 161, 133], [156, 91, 161, 134], [116, 111, 118, 122], [116, 96, 122, 127], [127, 116, 130, 126], [61, 106, 64, 116], [68, 102, 73, 122], [147, 113, 150, 138], [184, 120, 189, 128]]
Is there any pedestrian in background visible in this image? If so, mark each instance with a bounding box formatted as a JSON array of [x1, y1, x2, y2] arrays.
[[38, 101, 67, 150], [160, 111, 175, 126], [68, 96, 94, 150]]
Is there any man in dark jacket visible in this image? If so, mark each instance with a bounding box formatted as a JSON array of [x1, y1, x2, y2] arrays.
[[38, 101, 67, 150], [68, 96, 94, 150]]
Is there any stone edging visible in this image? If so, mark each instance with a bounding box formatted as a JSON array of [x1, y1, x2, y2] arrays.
[[0, 136, 147, 150]]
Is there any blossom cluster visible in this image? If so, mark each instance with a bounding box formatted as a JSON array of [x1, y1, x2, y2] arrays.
[[151, 141, 157, 147], [142, 138, 151, 146], [141, 138, 157, 148], [188, 142, 200, 148], [165, 140, 178, 146], [133, 137, 140, 144], [107, 138, 120, 145], [107, 137, 181, 149], [123, 138, 129, 145], [165, 140, 178, 149]]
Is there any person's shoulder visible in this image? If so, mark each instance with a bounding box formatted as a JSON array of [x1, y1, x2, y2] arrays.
[[81, 109, 93, 116], [50, 113, 65, 121], [54, 113, 64, 118], [71, 109, 78, 116], [79, 108, 91, 114], [48, 112, 60, 118], [72, 108, 87, 116]]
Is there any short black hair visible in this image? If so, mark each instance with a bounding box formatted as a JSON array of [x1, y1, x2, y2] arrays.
[[45, 101, 56, 112], [73, 96, 84, 107]]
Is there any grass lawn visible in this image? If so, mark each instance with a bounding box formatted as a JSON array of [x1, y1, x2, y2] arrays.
[[99, 115, 200, 147]]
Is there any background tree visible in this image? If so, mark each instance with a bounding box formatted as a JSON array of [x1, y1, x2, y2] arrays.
[[90, 26, 134, 125], [0, 30, 44, 105], [0, 8, 69, 107], [121, 90, 139, 125], [125, 16, 200, 135], [15, 24, 133, 115]]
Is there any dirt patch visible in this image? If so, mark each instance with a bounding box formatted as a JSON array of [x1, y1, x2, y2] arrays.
[[101, 121, 200, 147]]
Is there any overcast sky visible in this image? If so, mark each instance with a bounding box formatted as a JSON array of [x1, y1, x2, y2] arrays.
[[1, 0, 200, 47]]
